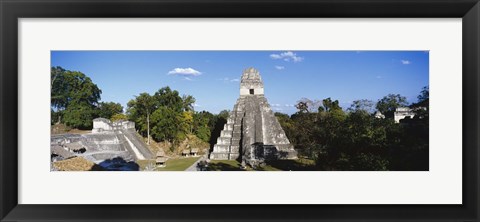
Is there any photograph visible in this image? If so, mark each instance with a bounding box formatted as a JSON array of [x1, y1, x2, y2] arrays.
[[3, 0, 478, 220], [50, 50, 429, 171]]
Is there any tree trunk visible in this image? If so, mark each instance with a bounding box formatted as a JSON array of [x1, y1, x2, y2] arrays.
[[147, 112, 150, 145]]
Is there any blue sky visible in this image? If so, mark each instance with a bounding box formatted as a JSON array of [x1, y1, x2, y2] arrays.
[[51, 51, 429, 115]]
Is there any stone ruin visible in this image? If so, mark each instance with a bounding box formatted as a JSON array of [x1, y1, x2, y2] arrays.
[[209, 68, 297, 167], [51, 118, 154, 169]]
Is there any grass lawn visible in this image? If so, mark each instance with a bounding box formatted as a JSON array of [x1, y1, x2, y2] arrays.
[[208, 160, 244, 171], [156, 157, 201, 171], [261, 158, 317, 171], [207, 158, 316, 171]]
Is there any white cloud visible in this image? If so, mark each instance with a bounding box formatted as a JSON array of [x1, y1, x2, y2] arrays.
[[271, 104, 281, 107], [193, 103, 201, 107], [284, 104, 294, 107], [275, 66, 285, 70], [168, 67, 202, 76], [270, 51, 304, 63], [401, 60, 411, 65], [219, 77, 240, 83], [183, 77, 193, 81]]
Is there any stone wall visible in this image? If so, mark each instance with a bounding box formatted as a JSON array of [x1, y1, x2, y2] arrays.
[[394, 107, 416, 123], [92, 118, 135, 133]]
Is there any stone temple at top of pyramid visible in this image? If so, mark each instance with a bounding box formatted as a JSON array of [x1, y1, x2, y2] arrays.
[[209, 67, 297, 167]]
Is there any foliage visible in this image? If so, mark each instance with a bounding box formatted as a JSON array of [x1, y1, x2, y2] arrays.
[[51, 66, 101, 110], [411, 86, 429, 120], [153, 87, 183, 112], [127, 87, 206, 146], [150, 106, 179, 142], [126, 93, 156, 143], [277, 88, 429, 171], [193, 111, 214, 142], [375, 94, 408, 118], [62, 103, 98, 129], [51, 66, 101, 128], [110, 113, 128, 122], [98, 102, 123, 119], [182, 95, 196, 112]]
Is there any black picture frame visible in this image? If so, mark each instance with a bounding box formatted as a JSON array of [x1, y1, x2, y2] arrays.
[[1, 0, 479, 221]]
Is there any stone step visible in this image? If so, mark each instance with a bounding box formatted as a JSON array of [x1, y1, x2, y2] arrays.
[[216, 137, 232, 145], [213, 144, 230, 152], [221, 130, 233, 137], [223, 123, 233, 131], [209, 153, 229, 160]]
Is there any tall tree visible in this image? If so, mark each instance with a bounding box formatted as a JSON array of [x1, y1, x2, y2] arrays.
[[321, 97, 341, 112], [51, 66, 101, 126], [182, 94, 196, 112], [150, 106, 179, 143], [127, 93, 156, 144], [153, 87, 183, 112]]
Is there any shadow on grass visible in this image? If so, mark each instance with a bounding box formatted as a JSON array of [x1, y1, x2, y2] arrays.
[[263, 159, 317, 171], [90, 157, 139, 171], [207, 161, 245, 171]]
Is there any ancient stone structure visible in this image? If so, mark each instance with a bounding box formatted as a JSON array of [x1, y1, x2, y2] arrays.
[[394, 107, 416, 123], [51, 119, 154, 167], [209, 68, 297, 166]]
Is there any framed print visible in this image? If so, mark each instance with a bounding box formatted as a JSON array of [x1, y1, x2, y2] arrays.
[[1, 0, 479, 221]]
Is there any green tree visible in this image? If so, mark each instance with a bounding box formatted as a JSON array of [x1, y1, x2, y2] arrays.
[[193, 111, 214, 142], [127, 93, 156, 144], [62, 103, 98, 129], [178, 111, 194, 138], [150, 106, 179, 142], [98, 102, 123, 119], [182, 95, 196, 112], [51, 66, 101, 127], [375, 94, 408, 118], [153, 87, 183, 112], [321, 97, 341, 112], [290, 112, 320, 159], [111, 113, 128, 122]]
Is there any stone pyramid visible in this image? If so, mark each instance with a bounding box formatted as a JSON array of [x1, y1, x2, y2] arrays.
[[209, 68, 297, 166]]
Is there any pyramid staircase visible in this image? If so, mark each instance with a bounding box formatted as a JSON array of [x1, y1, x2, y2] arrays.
[[209, 97, 246, 160]]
